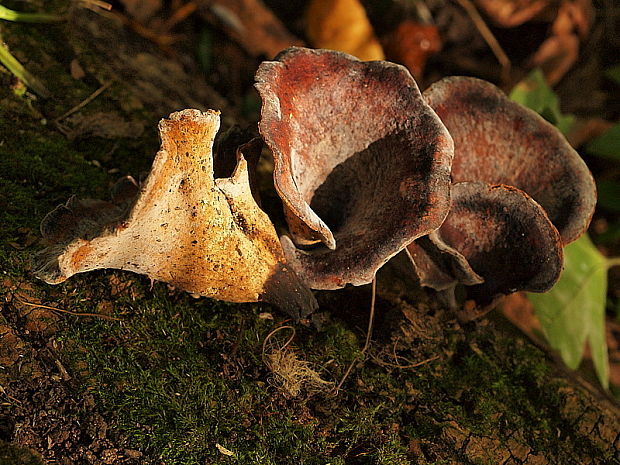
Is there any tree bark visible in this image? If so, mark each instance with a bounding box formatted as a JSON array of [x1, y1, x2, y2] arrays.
[[0, 6, 618, 465]]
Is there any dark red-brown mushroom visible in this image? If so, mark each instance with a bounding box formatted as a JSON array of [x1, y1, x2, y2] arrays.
[[406, 234, 482, 293], [408, 182, 564, 307], [255, 47, 454, 290], [423, 76, 596, 245]]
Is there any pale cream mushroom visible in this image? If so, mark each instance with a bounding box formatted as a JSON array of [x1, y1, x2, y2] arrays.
[[35, 109, 316, 318]]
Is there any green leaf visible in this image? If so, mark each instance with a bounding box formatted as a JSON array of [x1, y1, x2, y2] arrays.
[[510, 69, 553, 113], [512, 70, 610, 388], [597, 221, 620, 245], [586, 123, 620, 161], [197, 27, 213, 75], [596, 180, 620, 212], [605, 64, 620, 86], [0, 37, 49, 97], [509, 69, 574, 135], [0, 5, 61, 22], [528, 234, 609, 388]]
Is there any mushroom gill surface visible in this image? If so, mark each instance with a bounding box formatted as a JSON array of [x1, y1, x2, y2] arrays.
[[406, 234, 482, 292], [408, 182, 564, 304], [34, 109, 317, 318], [423, 76, 596, 245], [256, 47, 454, 289]]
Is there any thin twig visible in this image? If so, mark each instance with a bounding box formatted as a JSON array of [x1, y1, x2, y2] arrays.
[[54, 81, 112, 122], [333, 354, 357, 394], [334, 277, 377, 394], [0, 385, 21, 404], [365, 336, 441, 369], [369, 352, 439, 370], [606, 257, 620, 269], [362, 277, 376, 353], [161, 1, 198, 32], [109, 11, 179, 50], [454, 0, 512, 84], [79, 0, 113, 12], [261, 325, 296, 361], [16, 299, 122, 321]]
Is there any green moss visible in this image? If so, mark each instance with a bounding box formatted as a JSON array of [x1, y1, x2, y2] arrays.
[[0, 97, 112, 288], [48, 287, 613, 465], [0, 10, 616, 463], [407, 324, 613, 463], [56, 279, 422, 463], [61, 288, 332, 464]]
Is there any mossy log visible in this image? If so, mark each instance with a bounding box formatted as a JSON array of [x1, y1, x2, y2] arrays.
[[0, 4, 618, 464]]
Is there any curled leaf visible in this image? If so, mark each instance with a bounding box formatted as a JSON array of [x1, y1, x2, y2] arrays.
[[35, 109, 317, 318], [205, 0, 303, 58], [382, 21, 442, 79], [305, 0, 384, 61], [424, 76, 596, 244], [256, 47, 453, 289]]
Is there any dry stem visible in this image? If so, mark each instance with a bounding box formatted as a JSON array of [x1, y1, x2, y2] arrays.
[[262, 325, 331, 397], [16, 299, 122, 321]]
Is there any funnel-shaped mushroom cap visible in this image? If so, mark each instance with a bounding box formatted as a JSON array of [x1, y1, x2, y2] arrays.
[[424, 76, 596, 245], [409, 182, 563, 303], [34, 109, 317, 319], [256, 47, 454, 290]]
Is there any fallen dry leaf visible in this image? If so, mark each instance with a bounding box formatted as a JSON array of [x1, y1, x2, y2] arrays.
[[215, 443, 235, 457], [474, 0, 552, 27], [553, 0, 593, 38], [475, 0, 593, 84], [528, 32, 579, 86], [529, 0, 593, 84], [383, 20, 441, 79], [203, 0, 302, 58], [35, 109, 317, 318], [305, 0, 384, 61]]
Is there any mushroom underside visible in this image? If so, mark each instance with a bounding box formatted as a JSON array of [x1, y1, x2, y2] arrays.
[[284, 130, 450, 290], [423, 76, 596, 245], [256, 47, 453, 289], [408, 182, 564, 305]]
